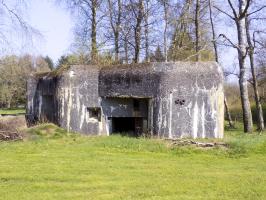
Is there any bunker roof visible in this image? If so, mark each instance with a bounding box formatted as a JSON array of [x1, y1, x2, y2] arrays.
[[33, 62, 223, 79]]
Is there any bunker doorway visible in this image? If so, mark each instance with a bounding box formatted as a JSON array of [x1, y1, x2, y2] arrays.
[[111, 117, 147, 137], [105, 98, 151, 137], [41, 95, 55, 122]]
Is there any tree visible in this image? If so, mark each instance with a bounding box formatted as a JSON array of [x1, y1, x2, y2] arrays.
[[44, 56, 54, 70], [56, 54, 80, 68], [35, 56, 51, 72], [0, 55, 35, 108], [215, 0, 254, 132], [159, 0, 169, 62], [150, 45, 165, 62], [168, 1, 195, 61], [59, 0, 102, 63], [107, 0, 122, 62], [246, 15, 264, 131], [130, 0, 144, 63], [0, 0, 38, 53], [144, 0, 150, 62], [208, 0, 234, 128], [195, 0, 201, 61]]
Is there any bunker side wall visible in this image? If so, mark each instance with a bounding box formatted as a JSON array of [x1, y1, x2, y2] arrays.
[[56, 66, 106, 135]]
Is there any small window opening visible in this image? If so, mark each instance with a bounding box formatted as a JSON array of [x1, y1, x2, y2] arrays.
[[133, 99, 140, 111], [87, 107, 101, 121]]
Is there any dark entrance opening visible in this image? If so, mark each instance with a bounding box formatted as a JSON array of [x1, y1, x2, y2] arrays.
[[105, 97, 150, 137], [41, 95, 55, 122], [112, 117, 135, 134], [112, 117, 145, 137]]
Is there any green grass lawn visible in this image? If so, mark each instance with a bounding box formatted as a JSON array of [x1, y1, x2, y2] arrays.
[[0, 108, 25, 115], [0, 124, 266, 200]]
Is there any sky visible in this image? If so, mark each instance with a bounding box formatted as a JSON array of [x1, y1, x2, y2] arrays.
[[27, 0, 74, 63]]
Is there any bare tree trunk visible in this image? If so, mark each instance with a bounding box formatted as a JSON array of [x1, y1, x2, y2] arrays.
[[236, 0, 253, 132], [208, 0, 218, 62], [117, 0, 122, 62], [108, 0, 122, 62], [216, 0, 253, 132], [209, 0, 234, 128], [224, 97, 234, 128], [115, 0, 121, 62], [144, 0, 150, 62], [91, 0, 98, 62], [134, 0, 144, 63], [114, 32, 119, 62], [246, 18, 264, 131], [124, 35, 129, 64], [162, 0, 168, 62], [7, 100, 11, 109], [195, 0, 200, 61]]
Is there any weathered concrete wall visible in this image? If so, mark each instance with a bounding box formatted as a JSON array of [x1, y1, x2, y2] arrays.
[[56, 65, 104, 135], [99, 64, 161, 98], [151, 62, 224, 138], [27, 62, 224, 138], [101, 98, 148, 118], [26, 75, 57, 124]]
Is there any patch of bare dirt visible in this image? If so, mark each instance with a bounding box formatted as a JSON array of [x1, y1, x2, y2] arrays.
[[166, 138, 228, 149], [0, 116, 26, 141]]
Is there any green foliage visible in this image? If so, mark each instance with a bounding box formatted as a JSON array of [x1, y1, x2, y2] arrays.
[[0, 55, 51, 108], [226, 103, 266, 127], [168, 28, 214, 61], [56, 54, 81, 68], [44, 56, 54, 70], [168, 29, 195, 61], [150, 46, 165, 62]]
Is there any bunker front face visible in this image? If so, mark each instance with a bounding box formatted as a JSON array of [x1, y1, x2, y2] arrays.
[[26, 62, 224, 138]]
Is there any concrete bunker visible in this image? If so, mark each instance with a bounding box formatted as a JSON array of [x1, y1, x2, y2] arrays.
[[26, 62, 224, 139]]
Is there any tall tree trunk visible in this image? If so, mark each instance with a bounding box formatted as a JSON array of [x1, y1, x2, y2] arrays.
[[108, 0, 121, 62], [236, 0, 253, 132], [208, 0, 218, 63], [7, 100, 11, 109], [114, 32, 119, 62], [209, 0, 234, 128], [195, 0, 200, 61], [91, 0, 98, 62], [116, 0, 122, 62], [124, 35, 129, 64], [246, 18, 264, 131], [163, 0, 168, 62], [224, 97, 234, 128], [144, 0, 150, 62], [134, 0, 144, 63]]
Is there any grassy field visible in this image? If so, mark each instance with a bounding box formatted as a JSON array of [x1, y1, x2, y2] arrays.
[[0, 124, 266, 199], [0, 108, 25, 115]]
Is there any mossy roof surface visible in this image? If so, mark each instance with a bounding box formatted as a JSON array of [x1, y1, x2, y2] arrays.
[[33, 62, 221, 78]]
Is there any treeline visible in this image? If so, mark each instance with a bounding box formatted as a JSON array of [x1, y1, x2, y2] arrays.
[[0, 55, 53, 108], [58, 0, 216, 64]]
